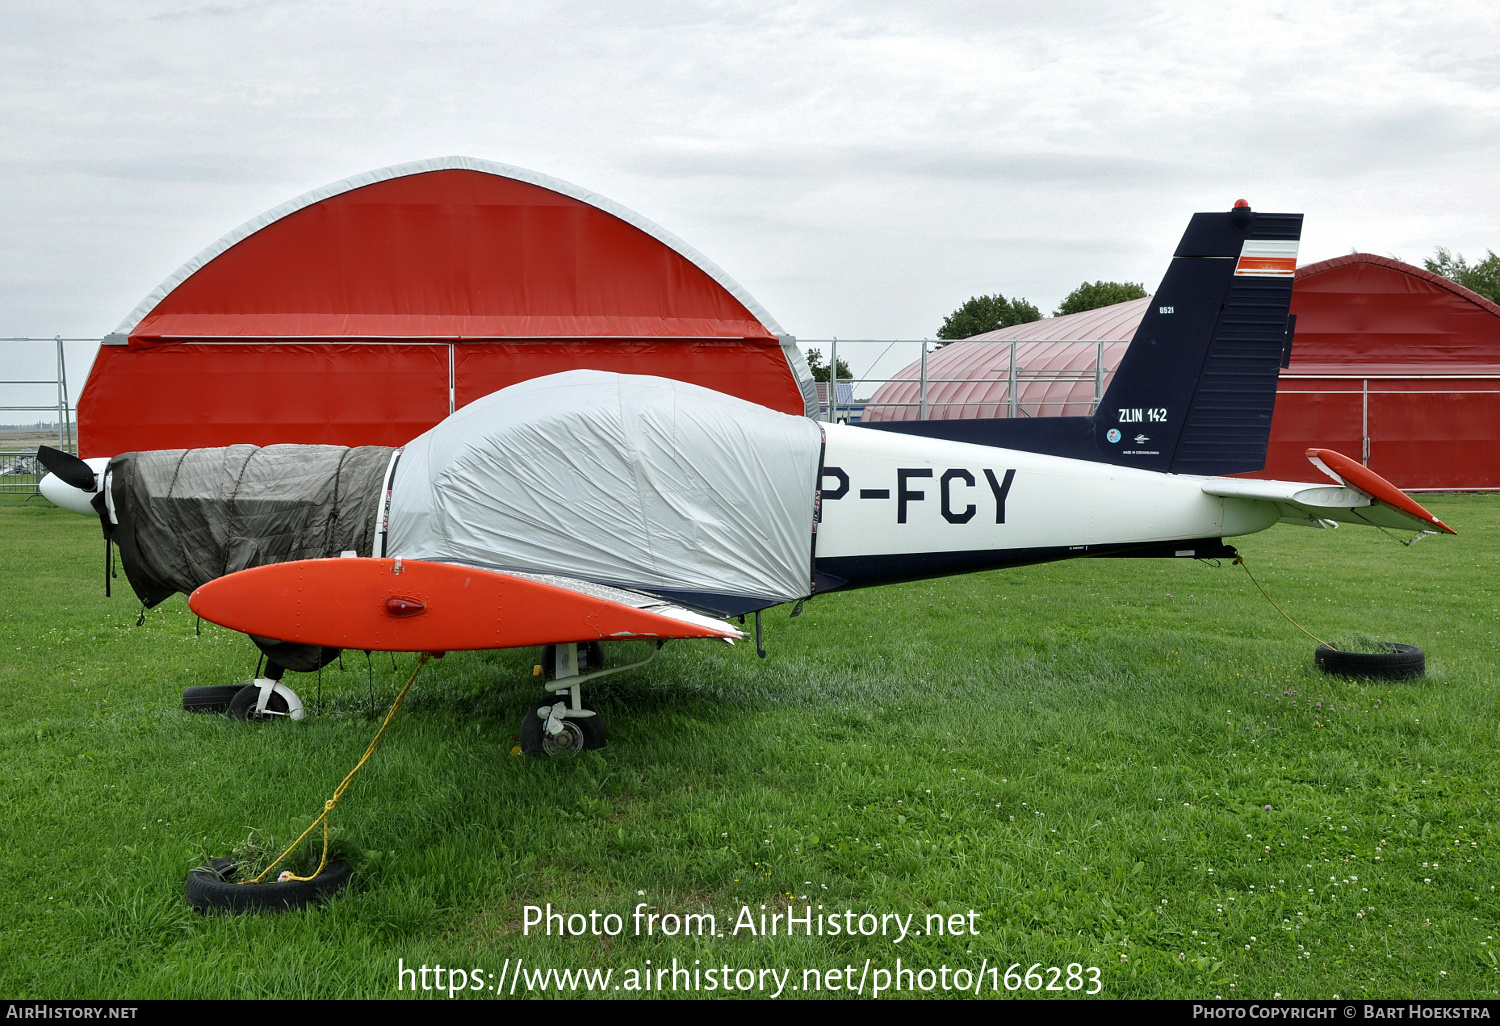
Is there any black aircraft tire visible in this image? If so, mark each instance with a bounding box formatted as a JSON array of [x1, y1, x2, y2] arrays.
[[185, 857, 350, 913], [577, 703, 606, 750], [228, 683, 292, 721], [519, 700, 605, 756], [182, 684, 244, 713], [1315, 643, 1425, 680]]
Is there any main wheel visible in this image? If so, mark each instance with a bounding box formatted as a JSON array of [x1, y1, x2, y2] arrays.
[[228, 683, 293, 721], [519, 700, 606, 756]]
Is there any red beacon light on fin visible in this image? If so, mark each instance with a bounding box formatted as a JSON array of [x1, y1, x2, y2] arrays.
[[1233, 198, 1250, 208], [385, 596, 426, 617]]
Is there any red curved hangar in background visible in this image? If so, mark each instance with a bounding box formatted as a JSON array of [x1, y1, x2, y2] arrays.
[[77, 157, 817, 457]]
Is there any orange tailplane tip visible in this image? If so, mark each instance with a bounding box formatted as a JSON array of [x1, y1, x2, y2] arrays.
[[1305, 448, 1455, 534]]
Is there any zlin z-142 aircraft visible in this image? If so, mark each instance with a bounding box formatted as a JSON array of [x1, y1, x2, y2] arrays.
[[38, 202, 1452, 755]]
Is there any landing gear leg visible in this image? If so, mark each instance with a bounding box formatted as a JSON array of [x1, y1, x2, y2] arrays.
[[518, 641, 665, 756], [521, 643, 605, 756]]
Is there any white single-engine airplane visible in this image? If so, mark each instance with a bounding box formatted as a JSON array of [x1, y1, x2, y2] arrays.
[[38, 202, 1453, 755]]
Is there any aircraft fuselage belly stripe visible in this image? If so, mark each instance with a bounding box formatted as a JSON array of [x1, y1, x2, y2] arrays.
[[815, 542, 1221, 591], [815, 423, 1276, 589]]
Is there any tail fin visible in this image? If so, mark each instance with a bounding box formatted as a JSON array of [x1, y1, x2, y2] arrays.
[[862, 203, 1302, 476], [1097, 203, 1302, 474]]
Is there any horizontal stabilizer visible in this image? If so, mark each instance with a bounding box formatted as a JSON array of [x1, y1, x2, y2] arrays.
[[188, 557, 744, 652], [1202, 449, 1454, 535]]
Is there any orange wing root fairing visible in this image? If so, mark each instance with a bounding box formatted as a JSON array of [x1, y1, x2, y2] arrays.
[[188, 558, 742, 652]]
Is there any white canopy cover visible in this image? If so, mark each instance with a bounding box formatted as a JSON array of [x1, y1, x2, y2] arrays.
[[386, 370, 824, 610]]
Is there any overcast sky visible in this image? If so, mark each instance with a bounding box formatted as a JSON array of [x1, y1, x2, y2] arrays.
[[3, 1, 1498, 408]]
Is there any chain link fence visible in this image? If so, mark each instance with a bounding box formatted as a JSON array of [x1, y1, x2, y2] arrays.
[[799, 338, 1119, 423]]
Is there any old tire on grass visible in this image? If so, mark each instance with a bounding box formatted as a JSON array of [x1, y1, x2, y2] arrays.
[[182, 684, 244, 713], [185, 857, 351, 913], [519, 701, 606, 756], [1315, 643, 1424, 680]]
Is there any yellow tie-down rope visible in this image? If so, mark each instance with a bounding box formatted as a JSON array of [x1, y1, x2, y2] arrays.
[[1233, 556, 1333, 649], [248, 652, 432, 885]]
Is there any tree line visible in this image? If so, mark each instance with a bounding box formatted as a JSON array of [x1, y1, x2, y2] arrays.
[[933, 247, 1499, 343], [935, 280, 1147, 344], [1424, 249, 1499, 305]]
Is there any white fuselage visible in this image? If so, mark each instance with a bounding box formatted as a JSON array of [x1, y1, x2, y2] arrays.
[[816, 424, 1276, 571]]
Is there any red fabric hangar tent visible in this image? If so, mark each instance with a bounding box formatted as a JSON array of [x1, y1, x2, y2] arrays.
[[1265, 254, 1500, 489], [78, 157, 817, 457], [866, 255, 1500, 490]]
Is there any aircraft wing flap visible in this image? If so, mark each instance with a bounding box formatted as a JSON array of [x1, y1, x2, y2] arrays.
[[188, 557, 745, 652], [496, 569, 744, 639]]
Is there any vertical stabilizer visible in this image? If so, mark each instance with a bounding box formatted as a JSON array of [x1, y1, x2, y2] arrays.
[[1095, 203, 1302, 474], [861, 203, 1302, 477]]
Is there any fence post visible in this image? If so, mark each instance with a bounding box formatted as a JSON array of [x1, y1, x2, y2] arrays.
[[448, 344, 456, 416], [1008, 339, 1018, 419], [918, 341, 928, 421], [1094, 339, 1104, 412], [54, 336, 66, 451], [1362, 378, 1370, 465], [829, 338, 839, 424]]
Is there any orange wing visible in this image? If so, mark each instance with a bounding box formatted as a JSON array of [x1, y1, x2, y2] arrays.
[[188, 558, 743, 651]]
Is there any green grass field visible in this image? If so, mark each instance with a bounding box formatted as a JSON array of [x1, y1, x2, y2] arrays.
[[0, 492, 1496, 1000]]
